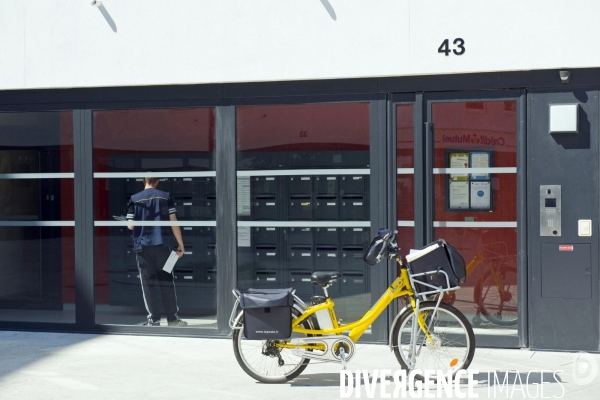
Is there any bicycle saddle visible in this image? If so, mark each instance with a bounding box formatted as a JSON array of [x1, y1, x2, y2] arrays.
[[311, 271, 341, 287]]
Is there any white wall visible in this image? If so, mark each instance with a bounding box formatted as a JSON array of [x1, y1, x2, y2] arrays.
[[1, 0, 600, 90]]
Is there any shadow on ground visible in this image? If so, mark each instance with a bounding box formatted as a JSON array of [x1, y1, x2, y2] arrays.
[[0, 331, 96, 380]]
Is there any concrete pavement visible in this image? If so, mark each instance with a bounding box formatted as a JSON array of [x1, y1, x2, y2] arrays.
[[0, 330, 599, 399]]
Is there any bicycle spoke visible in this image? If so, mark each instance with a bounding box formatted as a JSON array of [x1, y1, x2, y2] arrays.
[[395, 304, 473, 377]]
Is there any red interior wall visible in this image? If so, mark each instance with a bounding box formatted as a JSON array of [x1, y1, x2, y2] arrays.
[[236, 103, 370, 152]]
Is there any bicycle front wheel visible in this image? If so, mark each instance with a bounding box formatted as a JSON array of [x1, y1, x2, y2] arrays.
[[392, 301, 475, 380], [233, 308, 312, 383]]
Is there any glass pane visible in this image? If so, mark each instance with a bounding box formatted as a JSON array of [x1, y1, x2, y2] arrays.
[[236, 103, 371, 325], [93, 108, 216, 328], [432, 100, 518, 335], [0, 111, 74, 323], [237, 103, 369, 169], [0, 227, 75, 323], [0, 178, 74, 221], [0, 112, 74, 172], [396, 104, 414, 169], [433, 101, 516, 169]]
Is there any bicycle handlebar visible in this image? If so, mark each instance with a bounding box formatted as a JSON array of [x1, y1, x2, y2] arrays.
[[375, 229, 399, 263]]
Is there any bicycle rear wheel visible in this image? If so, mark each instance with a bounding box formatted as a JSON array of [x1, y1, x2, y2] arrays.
[[392, 301, 475, 380], [233, 308, 312, 383], [476, 266, 518, 326]]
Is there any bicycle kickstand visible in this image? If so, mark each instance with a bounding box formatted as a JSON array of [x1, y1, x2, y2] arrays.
[[340, 347, 347, 371]]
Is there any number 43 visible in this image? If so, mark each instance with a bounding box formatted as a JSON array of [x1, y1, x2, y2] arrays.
[[438, 38, 465, 56]]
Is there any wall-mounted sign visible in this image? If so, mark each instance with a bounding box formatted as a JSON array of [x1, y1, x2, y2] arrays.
[[449, 181, 469, 209], [446, 149, 494, 212], [449, 152, 469, 181], [470, 181, 491, 209], [470, 152, 490, 180]]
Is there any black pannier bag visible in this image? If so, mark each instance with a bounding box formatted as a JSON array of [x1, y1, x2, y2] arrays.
[[405, 239, 466, 294], [363, 229, 391, 265], [240, 288, 294, 340]]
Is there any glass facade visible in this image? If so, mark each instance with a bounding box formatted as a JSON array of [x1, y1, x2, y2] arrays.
[[92, 108, 217, 328], [0, 111, 75, 323], [0, 93, 524, 347], [236, 103, 372, 324]]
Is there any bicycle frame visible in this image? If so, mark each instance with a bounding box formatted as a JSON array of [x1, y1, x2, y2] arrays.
[[289, 268, 414, 341]]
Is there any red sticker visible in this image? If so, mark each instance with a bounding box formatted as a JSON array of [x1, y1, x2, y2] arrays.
[[559, 245, 574, 251]]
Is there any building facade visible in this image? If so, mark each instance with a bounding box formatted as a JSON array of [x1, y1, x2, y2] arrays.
[[1, 1, 599, 351]]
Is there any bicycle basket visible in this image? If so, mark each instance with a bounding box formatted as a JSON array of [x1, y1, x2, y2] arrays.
[[405, 239, 466, 294], [240, 288, 294, 340], [363, 229, 391, 265]]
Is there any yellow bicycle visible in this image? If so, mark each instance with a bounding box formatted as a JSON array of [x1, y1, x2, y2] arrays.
[[230, 230, 476, 383]]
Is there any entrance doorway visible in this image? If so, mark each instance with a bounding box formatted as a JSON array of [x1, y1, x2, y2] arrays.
[[392, 91, 524, 347]]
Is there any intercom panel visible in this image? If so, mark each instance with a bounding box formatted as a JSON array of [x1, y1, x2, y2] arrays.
[[540, 185, 561, 236]]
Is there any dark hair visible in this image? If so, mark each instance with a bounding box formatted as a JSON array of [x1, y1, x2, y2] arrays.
[[143, 177, 159, 185]]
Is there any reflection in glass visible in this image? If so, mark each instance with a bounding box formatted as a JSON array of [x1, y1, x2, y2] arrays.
[[435, 228, 518, 328], [93, 108, 217, 328]]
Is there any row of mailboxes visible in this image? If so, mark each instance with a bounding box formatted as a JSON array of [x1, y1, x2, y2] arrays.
[[251, 269, 368, 298], [173, 195, 217, 220], [252, 244, 366, 271], [292, 245, 366, 270], [181, 226, 216, 241], [173, 267, 217, 288], [248, 227, 370, 246], [252, 194, 369, 220], [171, 177, 215, 195], [288, 227, 370, 245], [250, 175, 369, 196], [237, 151, 370, 171], [123, 177, 216, 197], [292, 175, 368, 195]]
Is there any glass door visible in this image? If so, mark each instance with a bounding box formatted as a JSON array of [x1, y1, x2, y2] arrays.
[[92, 107, 217, 330], [235, 102, 373, 332], [425, 94, 521, 346]]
